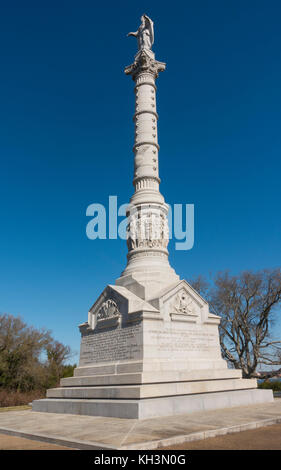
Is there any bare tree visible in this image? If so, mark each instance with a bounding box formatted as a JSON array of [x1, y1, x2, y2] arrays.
[[46, 341, 71, 368], [44, 340, 72, 388], [190, 269, 281, 379]]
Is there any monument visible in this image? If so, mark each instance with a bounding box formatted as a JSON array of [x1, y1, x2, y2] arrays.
[[32, 16, 273, 419]]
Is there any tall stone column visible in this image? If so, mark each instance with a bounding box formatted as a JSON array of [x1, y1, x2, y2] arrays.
[[32, 15, 273, 421], [116, 49, 179, 299]]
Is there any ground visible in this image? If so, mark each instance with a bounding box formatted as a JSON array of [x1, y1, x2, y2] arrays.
[[160, 422, 281, 450], [0, 423, 280, 450], [1, 400, 281, 450], [0, 433, 72, 450]]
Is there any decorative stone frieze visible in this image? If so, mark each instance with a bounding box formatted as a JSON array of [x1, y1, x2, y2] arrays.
[[127, 210, 169, 251]]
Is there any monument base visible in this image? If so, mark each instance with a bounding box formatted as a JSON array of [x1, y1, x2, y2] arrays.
[[32, 279, 274, 419], [32, 358, 274, 419], [32, 389, 273, 419]]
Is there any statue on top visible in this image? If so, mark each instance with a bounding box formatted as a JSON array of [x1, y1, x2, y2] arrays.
[[127, 14, 154, 51]]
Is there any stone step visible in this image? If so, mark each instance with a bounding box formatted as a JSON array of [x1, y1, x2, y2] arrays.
[[32, 388, 274, 419], [61, 368, 242, 387], [73, 359, 228, 377], [47, 378, 257, 400]]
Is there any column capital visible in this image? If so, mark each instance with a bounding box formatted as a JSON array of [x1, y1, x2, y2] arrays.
[[125, 50, 166, 80]]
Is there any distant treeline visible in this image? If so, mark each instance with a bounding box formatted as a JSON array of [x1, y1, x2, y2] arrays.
[[0, 313, 75, 406]]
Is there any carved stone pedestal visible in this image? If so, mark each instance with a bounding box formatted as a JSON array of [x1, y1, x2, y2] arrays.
[[32, 280, 273, 418]]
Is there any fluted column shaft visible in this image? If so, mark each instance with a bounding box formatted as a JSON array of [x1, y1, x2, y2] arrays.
[[117, 50, 179, 295], [133, 72, 160, 192]]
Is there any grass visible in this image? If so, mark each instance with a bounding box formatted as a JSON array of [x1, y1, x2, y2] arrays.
[[0, 405, 31, 412]]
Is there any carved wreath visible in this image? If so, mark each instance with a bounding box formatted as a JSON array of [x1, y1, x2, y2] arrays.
[[97, 299, 120, 320]]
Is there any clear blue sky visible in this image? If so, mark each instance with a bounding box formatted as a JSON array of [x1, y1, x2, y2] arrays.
[[1, 1, 280, 362]]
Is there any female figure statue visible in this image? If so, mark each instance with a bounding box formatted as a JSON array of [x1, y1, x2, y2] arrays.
[[127, 14, 154, 51]]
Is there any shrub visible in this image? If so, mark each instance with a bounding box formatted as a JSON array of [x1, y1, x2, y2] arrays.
[[0, 389, 45, 407], [258, 380, 281, 392]]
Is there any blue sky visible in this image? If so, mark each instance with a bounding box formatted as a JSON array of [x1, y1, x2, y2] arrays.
[[0, 1, 280, 362]]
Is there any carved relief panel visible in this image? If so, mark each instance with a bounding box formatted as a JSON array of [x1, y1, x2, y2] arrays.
[[159, 285, 202, 324], [127, 208, 169, 251], [97, 299, 120, 320]]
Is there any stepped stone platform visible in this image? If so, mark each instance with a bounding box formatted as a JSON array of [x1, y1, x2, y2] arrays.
[[32, 360, 273, 419]]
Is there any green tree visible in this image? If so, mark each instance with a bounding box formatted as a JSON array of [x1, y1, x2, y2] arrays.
[[0, 313, 73, 391]]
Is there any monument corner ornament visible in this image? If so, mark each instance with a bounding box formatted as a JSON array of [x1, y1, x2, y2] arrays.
[[32, 16, 273, 419]]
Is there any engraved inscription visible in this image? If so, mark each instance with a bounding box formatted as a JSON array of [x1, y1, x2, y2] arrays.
[[149, 328, 219, 353], [79, 323, 142, 365]]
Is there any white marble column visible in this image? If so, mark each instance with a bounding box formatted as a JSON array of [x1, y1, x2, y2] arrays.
[[116, 50, 179, 300]]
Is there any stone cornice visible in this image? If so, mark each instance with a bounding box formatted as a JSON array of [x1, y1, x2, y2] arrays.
[[125, 50, 166, 80]]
